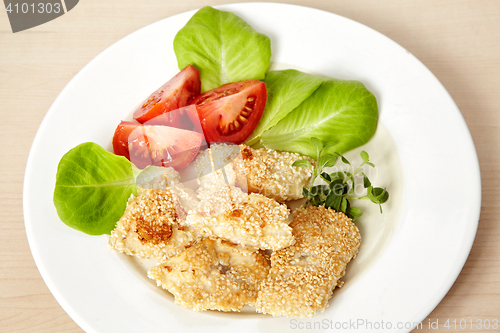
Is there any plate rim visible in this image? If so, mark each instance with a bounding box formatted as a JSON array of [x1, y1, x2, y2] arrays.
[[23, 3, 481, 332]]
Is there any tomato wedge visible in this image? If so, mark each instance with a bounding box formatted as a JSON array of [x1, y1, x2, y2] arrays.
[[187, 80, 266, 144], [112, 121, 138, 160], [142, 105, 196, 130], [133, 65, 201, 126], [112, 121, 203, 170]]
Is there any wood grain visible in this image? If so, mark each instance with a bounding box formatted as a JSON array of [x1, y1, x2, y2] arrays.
[[0, 1, 498, 332]]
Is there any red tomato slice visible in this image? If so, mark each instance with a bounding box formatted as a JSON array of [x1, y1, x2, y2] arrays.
[[187, 80, 267, 144], [112, 121, 138, 160], [143, 106, 194, 130], [133, 65, 201, 126], [112, 121, 203, 170]]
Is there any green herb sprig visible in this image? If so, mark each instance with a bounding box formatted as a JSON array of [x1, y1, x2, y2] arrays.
[[292, 138, 389, 221]]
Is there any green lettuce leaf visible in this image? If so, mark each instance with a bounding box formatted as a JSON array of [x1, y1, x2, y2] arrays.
[[245, 70, 323, 146], [260, 79, 378, 157], [53, 142, 138, 235], [174, 6, 271, 92]]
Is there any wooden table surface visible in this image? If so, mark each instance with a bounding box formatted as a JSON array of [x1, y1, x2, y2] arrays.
[[1, 1, 499, 332]]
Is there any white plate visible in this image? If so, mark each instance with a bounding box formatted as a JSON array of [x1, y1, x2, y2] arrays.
[[23, 3, 481, 333]]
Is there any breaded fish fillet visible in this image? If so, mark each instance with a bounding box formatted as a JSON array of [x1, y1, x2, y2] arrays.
[[195, 144, 315, 202], [109, 183, 199, 261], [148, 238, 270, 312], [185, 177, 294, 251], [256, 206, 361, 317]]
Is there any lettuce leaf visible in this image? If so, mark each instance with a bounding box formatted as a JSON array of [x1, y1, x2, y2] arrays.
[[174, 6, 271, 92], [245, 70, 323, 146], [53, 142, 137, 235], [260, 79, 378, 157]]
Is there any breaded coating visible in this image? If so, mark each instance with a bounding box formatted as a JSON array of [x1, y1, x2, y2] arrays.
[[109, 184, 199, 261], [195, 144, 315, 202], [236, 145, 315, 202], [194, 143, 242, 188], [256, 206, 361, 317], [186, 178, 294, 250], [148, 238, 270, 312]]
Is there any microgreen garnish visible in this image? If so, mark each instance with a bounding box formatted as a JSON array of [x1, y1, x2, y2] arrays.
[[292, 137, 389, 221]]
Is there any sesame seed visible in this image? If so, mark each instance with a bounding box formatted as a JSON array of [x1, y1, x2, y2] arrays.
[[255, 206, 360, 318], [148, 238, 269, 312]]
